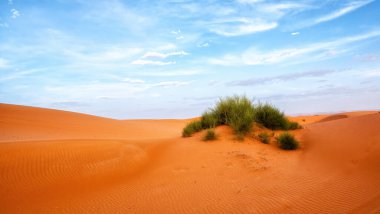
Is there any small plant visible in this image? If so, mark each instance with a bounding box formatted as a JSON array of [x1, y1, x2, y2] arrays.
[[201, 110, 218, 129], [258, 132, 270, 144], [203, 129, 217, 141], [213, 95, 255, 137], [182, 120, 203, 137], [277, 132, 299, 150], [255, 103, 288, 130], [286, 121, 302, 130]]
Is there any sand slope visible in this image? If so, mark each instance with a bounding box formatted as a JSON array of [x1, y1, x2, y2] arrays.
[[1, 104, 379, 213]]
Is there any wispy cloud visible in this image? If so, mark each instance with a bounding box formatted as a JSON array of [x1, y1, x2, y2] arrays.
[[314, 0, 374, 24], [209, 18, 277, 36], [131, 59, 176, 66], [142, 50, 189, 59], [291, 32, 300, 36], [228, 69, 337, 86], [11, 9, 20, 19], [209, 30, 380, 66]]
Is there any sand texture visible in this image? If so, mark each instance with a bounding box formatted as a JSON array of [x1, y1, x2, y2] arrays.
[[1, 103, 380, 213]]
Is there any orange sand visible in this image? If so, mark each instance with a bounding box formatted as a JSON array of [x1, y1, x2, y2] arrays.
[[1, 103, 379, 213]]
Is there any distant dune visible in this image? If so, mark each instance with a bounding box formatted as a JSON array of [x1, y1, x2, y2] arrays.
[[1, 103, 379, 213]]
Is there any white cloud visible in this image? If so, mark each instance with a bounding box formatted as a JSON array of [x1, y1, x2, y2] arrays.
[[8, 0, 13, 5], [314, 0, 374, 25], [11, 9, 20, 19], [171, 29, 181, 35], [131, 59, 176, 65], [142, 50, 189, 59], [122, 78, 145, 84], [209, 30, 380, 66], [210, 18, 277, 36], [137, 70, 201, 77], [236, 0, 264, 4], [0, 22, 9, 28], [197, 42, 209, 47], [153, 81, 190, 88], [291, 32, 300, 36]]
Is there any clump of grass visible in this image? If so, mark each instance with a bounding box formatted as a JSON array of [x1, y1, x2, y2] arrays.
[[255, 103, 301, 130], [201, 110, 218, 129], [203, 129, 217, 141], [254, 103, 288, 130], [286, 121, 302, 130], [212, 95, 255, 137], [277, 132, 299, 150], [258, 132, 270, 144], [182, 120, 203, 137]]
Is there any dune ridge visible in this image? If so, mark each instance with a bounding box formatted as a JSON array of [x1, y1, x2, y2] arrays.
[[1, 103, 379, 213]]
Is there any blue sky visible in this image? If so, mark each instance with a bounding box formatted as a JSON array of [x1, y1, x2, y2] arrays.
[[1, 0, 380, 119]]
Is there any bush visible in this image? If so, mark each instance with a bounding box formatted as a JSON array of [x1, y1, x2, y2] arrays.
[[258, 132, 270, 144], [213, 95, 255, 136], [182, 120, 203, 137], [255, 103, 288, 130], [286, 121, 302, 130], [277, 132, 299, 150], [201, 110, 218, 129], [203, 129, 217, 141]]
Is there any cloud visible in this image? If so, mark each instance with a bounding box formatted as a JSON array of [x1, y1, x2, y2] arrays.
[[137, 70, 201, 77], [122, 78, 145, 84], [131, 59, 176, 65], [152, 81, 190, 88], [314, 0, 374, 25], [236, 0, 264, 4], [291, 32, 300, 36], [142, 50, 189, 59], [51, 101, 88, 108], [8, 0, 13, 5], [209, 18, 277, 36], [11, 9, 20, 19], [228, 69, 337, 86], [209, 30, 380, 66]]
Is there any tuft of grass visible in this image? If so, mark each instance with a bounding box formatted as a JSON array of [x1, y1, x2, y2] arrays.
[[182, 120, 203, 137], [286, 121, 302, 130], [255, 103, 302, 130], [203, 129, 217, 141], [201, 110, 218, 129], [258, 132, 270, 144], [254, 103, 288, 130], [213, 95, 255, 137], [277, 132, 299, 150]]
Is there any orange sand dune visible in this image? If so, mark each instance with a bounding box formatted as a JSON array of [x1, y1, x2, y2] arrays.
[[1, 104, 379, 213]]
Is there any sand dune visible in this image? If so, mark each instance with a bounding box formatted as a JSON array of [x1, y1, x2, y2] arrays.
[[1, 104, 379, 213]]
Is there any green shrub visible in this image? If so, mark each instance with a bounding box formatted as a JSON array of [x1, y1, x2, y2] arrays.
[[213, 95, 255, 136], [286, 121, 302, 130], [258, 132, 270, 144], [203, 129, 217, 141], [201, 110, 218, 129], [182, 120, 203, 137], [277, 132, 299, 150], [255, 103, 288, 130]]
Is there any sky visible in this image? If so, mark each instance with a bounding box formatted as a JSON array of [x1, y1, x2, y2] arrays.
[[1, 0, 380, 119]]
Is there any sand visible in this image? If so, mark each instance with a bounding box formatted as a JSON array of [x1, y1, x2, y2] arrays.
[[1, 103, 379, 213]]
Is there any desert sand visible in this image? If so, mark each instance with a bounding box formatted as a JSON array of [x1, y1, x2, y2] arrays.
[[1, 103, 379, 213]]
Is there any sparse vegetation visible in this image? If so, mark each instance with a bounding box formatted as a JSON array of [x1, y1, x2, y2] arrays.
[[203, 129, 217, 141], [181, 95, 301, 139], [255, 103, 301, 130], [212, 96, 255, 136], [286, 121, 302, 130], [277, 132, 299, 150], [182, 120, 203, 137], [201, 111, 218, 129], [258, 132, 270, 144]]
